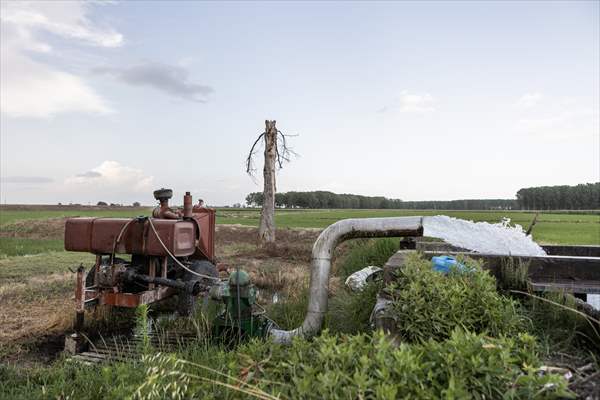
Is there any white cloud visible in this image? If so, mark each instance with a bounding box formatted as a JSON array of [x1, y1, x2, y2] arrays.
[[0, 1, 121, 118], [398, 91, 435, 113], [66, 161, 154, 192], [1, 53, 113, 118], [515, 92, 543, 109], [380, 90, 436, 113], [1, 1, 123, 47]]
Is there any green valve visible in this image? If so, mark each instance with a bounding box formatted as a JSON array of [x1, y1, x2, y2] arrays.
[[229, 269, 251, 286], [210, 269, 276, 341]]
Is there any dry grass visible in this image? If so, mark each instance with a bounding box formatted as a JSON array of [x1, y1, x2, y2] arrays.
[[0, 297, 71, 342], [0, 264, 76, 362], [214, 225, 315, 302], [0, 252, 94, 357]]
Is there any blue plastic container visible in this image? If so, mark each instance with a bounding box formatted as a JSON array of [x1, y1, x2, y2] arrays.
[[431, 255, 470, 274]]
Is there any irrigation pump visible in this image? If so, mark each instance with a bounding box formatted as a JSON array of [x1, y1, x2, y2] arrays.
[[210, 269, 277, 340]]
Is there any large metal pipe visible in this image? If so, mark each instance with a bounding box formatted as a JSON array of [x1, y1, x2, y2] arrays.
[[269, 216, 424, 343]]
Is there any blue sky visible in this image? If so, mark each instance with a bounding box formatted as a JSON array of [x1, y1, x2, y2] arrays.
[[1, 1, 598, 205]]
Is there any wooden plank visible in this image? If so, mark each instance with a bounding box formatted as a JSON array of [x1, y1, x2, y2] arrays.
[[542, 245, 600, 258], [530, 280, 600, 294], [79, 351, 109, 360], [73, 354, 104, 364], [416, 241, 467, 252]]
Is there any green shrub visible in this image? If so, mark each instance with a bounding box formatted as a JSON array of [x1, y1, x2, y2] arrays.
[[135, 330, 572, 400], [384, 253, 526, 343], [0, 330, 573, 400]]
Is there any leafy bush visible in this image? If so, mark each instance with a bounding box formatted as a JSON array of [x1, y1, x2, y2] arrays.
[[0, 330, 574, 400], [135, 330, 572, 400], [384, 253, 526, 343]]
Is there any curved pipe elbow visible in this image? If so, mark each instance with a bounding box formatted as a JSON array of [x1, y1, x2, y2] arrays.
[[269, 216, 423, 344]]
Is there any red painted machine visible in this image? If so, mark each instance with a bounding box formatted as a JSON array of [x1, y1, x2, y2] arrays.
[[64, 189, 218, 336]]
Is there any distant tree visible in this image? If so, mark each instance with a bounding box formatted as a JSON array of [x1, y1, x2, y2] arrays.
[[244, 191, 524, 210], [132, 201, 141, 207], [245, 192, 264, 207], [246, 120, 296, 245], [232, 203, 242, 208], [516, 183, 599, 210], [97, 201, 108, 206]]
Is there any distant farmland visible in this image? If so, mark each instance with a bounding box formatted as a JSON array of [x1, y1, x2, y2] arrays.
[[0, 205, 598, 258]]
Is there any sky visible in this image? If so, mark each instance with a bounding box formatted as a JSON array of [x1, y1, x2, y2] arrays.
[[1, 0, 598, 206]]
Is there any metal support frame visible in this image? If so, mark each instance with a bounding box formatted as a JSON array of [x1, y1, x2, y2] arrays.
[[72, 255, 183, 330], [74, 265, 86, 331]]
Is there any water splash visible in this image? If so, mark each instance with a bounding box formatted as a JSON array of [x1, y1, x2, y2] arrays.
[[422, 215, 599, 309], [423, 215, 546, 256]]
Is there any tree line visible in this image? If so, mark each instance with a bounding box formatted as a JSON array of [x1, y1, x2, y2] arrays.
[[245, 191, 517, 210], [245, 183, 599, 210], [516, 183, 599, 210]]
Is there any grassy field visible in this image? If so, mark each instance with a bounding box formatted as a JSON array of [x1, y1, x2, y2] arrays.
[[218, 209, 600, 245], [2, 207, 597, 257], [0, 238, 64, 257], [0, 207, 154, 226]]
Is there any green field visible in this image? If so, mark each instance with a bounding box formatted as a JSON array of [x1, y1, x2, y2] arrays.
[[0, 208, 155, 226], [218, 209, 600, 245], [1, 208, 598, 257]]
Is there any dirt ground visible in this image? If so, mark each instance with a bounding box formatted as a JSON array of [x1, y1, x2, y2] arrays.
[[0, 222, 319, 364]]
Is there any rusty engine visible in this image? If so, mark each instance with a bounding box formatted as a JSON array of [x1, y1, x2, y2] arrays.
[[64, 188, 218, 336]]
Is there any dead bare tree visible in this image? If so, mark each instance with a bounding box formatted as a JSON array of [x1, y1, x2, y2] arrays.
[[246, 120, 296, 245]]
